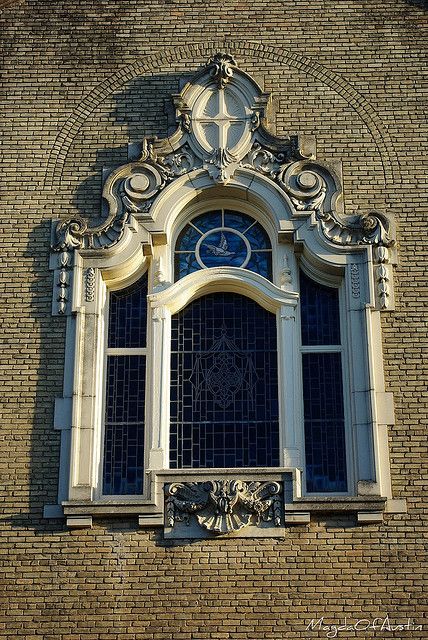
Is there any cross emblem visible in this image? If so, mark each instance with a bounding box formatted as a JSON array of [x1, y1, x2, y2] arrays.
[[192, 88, 248, 152]]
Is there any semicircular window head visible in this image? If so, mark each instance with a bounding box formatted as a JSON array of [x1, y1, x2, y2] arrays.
[[174, 209, 272, 281]]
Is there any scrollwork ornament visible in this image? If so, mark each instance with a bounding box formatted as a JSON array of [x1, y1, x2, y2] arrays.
[[162, 149, 195, 176], [244, 142, 284, 178], [208, 53, 237, 89], [278, 164, 327, 212], [165, 480, 282, 534], [55, 217, 88, 251]]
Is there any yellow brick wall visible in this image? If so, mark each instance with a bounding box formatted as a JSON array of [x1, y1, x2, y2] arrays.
[[1, 1, 427, 638]]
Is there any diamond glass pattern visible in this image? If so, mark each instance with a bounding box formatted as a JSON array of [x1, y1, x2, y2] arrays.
[[170, 293, 279, 468], [174, 210, 272, 281]]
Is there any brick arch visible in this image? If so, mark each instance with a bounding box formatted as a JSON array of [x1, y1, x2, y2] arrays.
[[44, 40, 400, 190]]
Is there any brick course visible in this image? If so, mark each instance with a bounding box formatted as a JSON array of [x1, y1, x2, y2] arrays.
[[0, 0, 427, 638]]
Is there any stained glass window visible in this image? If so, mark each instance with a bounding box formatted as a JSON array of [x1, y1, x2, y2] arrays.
[[103, 274, 147, 495], [300, 271, 347, 492], [170, 292, 279, 468], [174, 210, 272, 281]]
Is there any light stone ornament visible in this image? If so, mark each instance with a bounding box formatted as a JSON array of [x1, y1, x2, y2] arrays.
[[47, 53, 401, 528], [165, 479, 282, 534]]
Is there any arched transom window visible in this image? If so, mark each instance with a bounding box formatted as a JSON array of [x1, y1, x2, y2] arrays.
[[174, 210, 272, 281]]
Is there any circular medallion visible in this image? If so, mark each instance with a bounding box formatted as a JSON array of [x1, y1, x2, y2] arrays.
[[195, 228, 251, 269]]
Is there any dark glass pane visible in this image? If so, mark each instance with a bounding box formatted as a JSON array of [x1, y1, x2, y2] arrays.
[[303, 352, 347, 492], [170, 293, 279, 468], [103, 355, 146, 495], [246, 251, 272, 280], [192, 211, 222, 233], [108, 274, 148, 348], [175, 225, 201, 251], [243, 222, 271, 250], [224, 210, 254, 233], [175, 252, 200, 279], [300, 271, 341, 346]]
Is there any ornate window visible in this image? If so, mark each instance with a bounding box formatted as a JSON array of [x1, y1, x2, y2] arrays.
[[174, 210, 272, 280], [48, 54, 403, 533]]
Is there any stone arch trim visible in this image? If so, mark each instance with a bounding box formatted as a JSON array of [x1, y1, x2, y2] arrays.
[[44, 40, 400, 190]]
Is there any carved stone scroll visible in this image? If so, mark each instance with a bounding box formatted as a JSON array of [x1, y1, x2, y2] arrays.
[[165, 479, 282, 535]]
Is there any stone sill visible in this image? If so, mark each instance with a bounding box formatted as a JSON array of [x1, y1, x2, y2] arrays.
[[48, 469, 401, 530], [58, 496, 388, 530]]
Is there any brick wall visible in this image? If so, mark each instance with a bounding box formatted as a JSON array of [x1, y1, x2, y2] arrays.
[[1, 0, 427, 638]]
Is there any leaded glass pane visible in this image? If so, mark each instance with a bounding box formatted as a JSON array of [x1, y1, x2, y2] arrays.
[[303, 352, 347, 492], [108, 275, 148, 348], [174, 210, 272, 281], [103, 355, 146, 495], [170, 293, 279, 468], [300, 271, 340, 346]]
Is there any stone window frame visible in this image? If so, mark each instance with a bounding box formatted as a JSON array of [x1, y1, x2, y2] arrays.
[[45, 54, 405, 532]]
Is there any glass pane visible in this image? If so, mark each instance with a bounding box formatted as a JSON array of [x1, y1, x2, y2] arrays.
[[108, 274, 148, 348], [300, 271, 341, 346], [198, 230, 249, 268], [174, 211, 272, 281], [303, 352, 347, 492], [103, 355, 146, 495], [170, 292, 279, 468]]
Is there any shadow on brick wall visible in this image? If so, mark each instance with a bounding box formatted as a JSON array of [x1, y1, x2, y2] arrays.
[[5, 74, 192, 534], [71, 73, 191, 225]]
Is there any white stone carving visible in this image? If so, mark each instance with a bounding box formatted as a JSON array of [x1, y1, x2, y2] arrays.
[[375, 245, 390, 309], [57, 250, 71, 314], [85, 268, 96, 302], [350, 263, 360, 299], [208, 52, 237, 89], [166, 479, 282, 534], [280, 255, 292, 290]]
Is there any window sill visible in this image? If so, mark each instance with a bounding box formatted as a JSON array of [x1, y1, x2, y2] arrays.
[[46, 468, 401, 532]]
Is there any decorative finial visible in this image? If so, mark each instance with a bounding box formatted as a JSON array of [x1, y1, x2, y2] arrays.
[[208, 53, 237, 89]]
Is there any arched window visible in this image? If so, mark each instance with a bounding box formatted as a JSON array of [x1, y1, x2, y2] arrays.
[[170, 291, 279, 469], [174, 210, 272, 280], [51, 55, 398, 529]]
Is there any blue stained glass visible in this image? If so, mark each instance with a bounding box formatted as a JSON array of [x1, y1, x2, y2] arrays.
[[192, 211, 222, 233], [103, 355, 146, 495], [303, 352, 347, 493], [174, 210, 272, 282], [224, 210, 254, 233], [300, 271, 341, 346], [199, 230, 248, 268], [243, 222, 271, 250], [246, 251, 271, 280], [170, 292, 279, 469], [108, 274, 148, 348]]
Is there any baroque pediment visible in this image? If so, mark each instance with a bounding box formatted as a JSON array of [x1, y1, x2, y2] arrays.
[[52, 53, 395, 274]]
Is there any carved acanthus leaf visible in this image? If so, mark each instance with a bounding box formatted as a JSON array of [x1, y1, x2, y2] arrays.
[[53, 207, 129, 252], [317, 210, 394, 248], [208, 53, 237, 89], [165, 480, 282, 534]]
